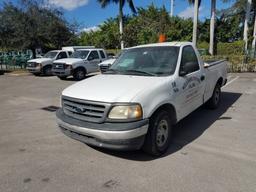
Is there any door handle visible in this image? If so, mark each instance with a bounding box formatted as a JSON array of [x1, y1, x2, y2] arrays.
[[200, 75, 205, 81]]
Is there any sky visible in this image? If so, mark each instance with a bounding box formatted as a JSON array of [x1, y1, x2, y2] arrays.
[[4, 0, 235, 31]]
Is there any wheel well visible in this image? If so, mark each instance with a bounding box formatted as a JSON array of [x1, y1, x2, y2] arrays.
[[217, 77, 223, 86], [150, 104, 177, 124], [75, 66, 86, 73]]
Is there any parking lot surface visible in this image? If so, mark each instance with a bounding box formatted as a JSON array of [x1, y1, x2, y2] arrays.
[[0, 73, 256, 192]]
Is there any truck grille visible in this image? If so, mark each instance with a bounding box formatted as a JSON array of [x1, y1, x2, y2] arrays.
[[53, 63, 65, 69], [100, 65, 111, 73], [62, 96, 111, 123]]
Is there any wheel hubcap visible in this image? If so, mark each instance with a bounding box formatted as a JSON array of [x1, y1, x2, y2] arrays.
[[156, 119, 169, 147], [215, 88, 220, 104], [77, 71, 84, 79]]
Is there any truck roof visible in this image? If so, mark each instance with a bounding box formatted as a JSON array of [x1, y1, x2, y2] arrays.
[[128, 42, 193, 49], [75, 48, 105, 51]]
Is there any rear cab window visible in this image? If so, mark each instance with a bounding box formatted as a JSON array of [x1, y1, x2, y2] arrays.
[[99, 50, 106, 59]]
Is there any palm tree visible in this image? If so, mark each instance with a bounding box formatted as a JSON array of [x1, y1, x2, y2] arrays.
[[188, 0, 201, 46], [170, 0, 174, 17], [209, 0, 216, 55], [252, 14, 256, 50], [244, 0, 252, 52], [97, 0, 136, 49]]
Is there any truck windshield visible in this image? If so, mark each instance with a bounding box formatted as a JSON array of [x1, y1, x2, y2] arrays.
[[71, 50, 89, 59], [44, 51, 58, 58], [108, 46, 180, 76]]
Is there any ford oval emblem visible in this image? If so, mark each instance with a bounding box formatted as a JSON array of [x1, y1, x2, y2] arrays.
[[74, 106, 86, 113]]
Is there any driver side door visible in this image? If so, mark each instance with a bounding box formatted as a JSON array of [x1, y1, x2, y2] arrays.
[[86, 50, 101, 73], [175, 45, 206, 119]]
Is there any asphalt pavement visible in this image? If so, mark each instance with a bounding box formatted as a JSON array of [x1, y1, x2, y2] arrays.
[[0, 73, 255, 192]]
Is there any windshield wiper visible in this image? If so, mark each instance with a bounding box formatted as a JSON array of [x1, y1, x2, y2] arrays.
[[124, 69, 156, 76]]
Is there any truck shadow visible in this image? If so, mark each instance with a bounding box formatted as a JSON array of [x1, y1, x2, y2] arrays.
[[91, 91, 242, 161], [59, 74, 96, 81]]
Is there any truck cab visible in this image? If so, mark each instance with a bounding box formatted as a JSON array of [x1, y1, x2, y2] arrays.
[[26, 50, 71, 76], [52, 48, 107, 80], [56, 42, 227, 156]]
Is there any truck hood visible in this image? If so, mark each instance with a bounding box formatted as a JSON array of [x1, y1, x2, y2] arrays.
[[62, 74, 165, 103], [28, 58, 53, 63], [54, 58, 84, 65]]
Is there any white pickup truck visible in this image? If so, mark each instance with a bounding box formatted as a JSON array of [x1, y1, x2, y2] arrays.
[[26, 50, 72, 76], [56, 42, 227, 156], [52, 48, 107, 80]]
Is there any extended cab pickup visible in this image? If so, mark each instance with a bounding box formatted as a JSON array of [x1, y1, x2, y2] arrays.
[[56, 42, 227, 156], [26, 50, 72, 76], [52, 48, 107, 80]]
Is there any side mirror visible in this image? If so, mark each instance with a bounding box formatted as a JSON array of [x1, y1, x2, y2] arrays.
[[179, 70, 188, 76], [88, 56, 94, 61], [179, 62, 197, 76]]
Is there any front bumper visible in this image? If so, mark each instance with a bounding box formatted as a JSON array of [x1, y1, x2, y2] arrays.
[[26, 67, 41, 73], [52, 69, 72, 77], [56, 109, 149, 150]]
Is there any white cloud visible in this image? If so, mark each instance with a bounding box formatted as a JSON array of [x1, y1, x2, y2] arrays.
[[81, 26, 100, 33], [47, 0, 89, 11], [178, 6, 203, 19]]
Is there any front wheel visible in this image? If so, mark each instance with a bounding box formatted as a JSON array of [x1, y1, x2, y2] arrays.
[[73, 68, 86, 81], [43, 66, 52, 76], [142, 110, 172, 156], [206, 83, 221, 109]]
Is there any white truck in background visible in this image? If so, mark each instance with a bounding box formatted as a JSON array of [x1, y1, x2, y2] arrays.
[[26, 46, 94, 76], [56, 42, 227, 156], [98, 58, 116, 73], [26, 50, 72, 76], [52, 48, 108, 80]]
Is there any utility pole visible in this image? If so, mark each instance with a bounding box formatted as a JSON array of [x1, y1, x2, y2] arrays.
[[170, 0, 174, 17]]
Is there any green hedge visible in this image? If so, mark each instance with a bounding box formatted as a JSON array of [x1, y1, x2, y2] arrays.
[[198, 41, 245, 56]]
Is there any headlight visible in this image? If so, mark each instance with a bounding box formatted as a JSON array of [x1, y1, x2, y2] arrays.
[[65, 64, 72, 69], [36, 63, 42, 67], [108, 104, 142, 120]]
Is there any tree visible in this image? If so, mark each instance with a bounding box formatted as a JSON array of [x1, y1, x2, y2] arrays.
[[97, 0, 136, 49], [244, 0, 252, 52], [0, 0, 76, 57], [209, 0, 216, 55], [188, 0, 201, 46]]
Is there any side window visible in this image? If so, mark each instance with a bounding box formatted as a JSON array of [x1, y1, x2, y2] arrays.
[[180, 46, 199, 74], [99, 50, 106, 59], [88, 51, 99, 60], [68, 51, 73, 56], [57, 52, 68, 59]]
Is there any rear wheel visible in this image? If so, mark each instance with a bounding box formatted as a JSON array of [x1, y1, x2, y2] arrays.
[[43, 66, 52, 76], [142, 110, 172, 156], [73, 68, 86, 81], [206, 82, 221, 109]]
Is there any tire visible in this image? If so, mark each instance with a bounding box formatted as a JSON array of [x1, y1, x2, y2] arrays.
[[33, 73, 41, 76], [206, 82, 221, 109], [43, 66, 52, 76], [58, 76, 67, 80], [142, 110, 172, 156], [73, 68, 86, 81]]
